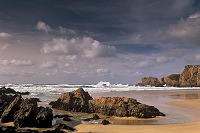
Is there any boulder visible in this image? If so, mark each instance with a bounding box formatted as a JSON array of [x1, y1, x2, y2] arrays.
[[35, 107, 53, 128], [161, 74, 180, 87], [1, 95, 23, 123], [179, 65, 200, 87], [92, 114, 100, 120], [55, 123, 76, 131], [50, 88, 93, 112], [14, 98, 38, 128], [136, 77, 162, 87], [101, 119, 110, 125], [50, 88, 165, 118]]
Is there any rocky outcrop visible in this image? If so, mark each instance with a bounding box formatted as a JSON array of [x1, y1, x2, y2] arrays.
[[0, 96, 53, 128], [136, 77, 162, 87], [89, 97, 164, 118], [35, 107, 53, 128], [50, 88, 165, 118], [161, 74, 180, 87], [50, 88, 93, 112], [179, 65, 200, 87], [137, 65, 200, 87], [0, 87, 29, 95], [14, 98, 38, 128], [0, 95, 17, 117], [1, 95, 23, 123]]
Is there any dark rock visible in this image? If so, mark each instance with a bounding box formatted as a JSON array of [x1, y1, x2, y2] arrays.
[[92, 114, 100, 120], [101, 119, 110, 125], [0, 87, 17, 94], [53, 114, 72, 118], [1, 95, 23, 123], [42, 129, 65, 133], [4, 126, 17, 133], [55, 123, 76, 131], [35, 107, 53, 128], [0, 95, 17, 117], [50, 88, 93, 112], [14, 98, 38, 128], [63, 116, 72, 121]]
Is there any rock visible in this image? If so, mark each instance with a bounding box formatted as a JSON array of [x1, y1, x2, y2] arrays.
[[136, 77, 163, 87], [161, 74, 180, 87], [50, 88, 93, 112], [0, 87, 17, 94], [14, 98, 38, 128], [179, 65, 200, 87], [63, 116, 72, 121], [101, 119, 110, 125], [53, 114, 72, 118], [92, 114, 100, 120], [0, 87, 30, 95], [0, 95, 17, 117], [55, 123, 76, 131], [1, 95, 23, 123], [42, 129, 66, 133], [89, 97, 164, 118], [4, 126, 17, 133], [35, 107, 53, 128], [50, 88, 165, 118]]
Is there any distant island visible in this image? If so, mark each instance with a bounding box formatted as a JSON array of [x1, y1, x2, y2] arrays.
[[136, 65, 200, 87]]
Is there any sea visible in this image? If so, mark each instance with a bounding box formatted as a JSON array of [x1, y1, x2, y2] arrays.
[[1, 81, 200, 125]]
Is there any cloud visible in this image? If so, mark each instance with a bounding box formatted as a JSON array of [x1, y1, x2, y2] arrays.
[[0, 44, 9, 50], [168, 12, 200, 45], [0, 71, 34, 77], [97, 68, 110, 73], [0, 32, 12, 38], [41, 37, 116, 58], [58, 26, 77, 35], [0, 60, 34, 66], [40, 61, 58, 68], [36, 21, 52, 33]]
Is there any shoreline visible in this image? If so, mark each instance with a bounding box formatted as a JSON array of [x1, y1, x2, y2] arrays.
[[74, 99, 200, 133]]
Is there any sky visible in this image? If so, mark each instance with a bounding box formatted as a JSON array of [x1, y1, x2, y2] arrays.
[[0, 0, 200, 84]]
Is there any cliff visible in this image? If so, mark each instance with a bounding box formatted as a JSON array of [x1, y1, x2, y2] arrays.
[[137, 65, 200, 87], [179, 65, 200, 87], [161, 74, 180, 87]]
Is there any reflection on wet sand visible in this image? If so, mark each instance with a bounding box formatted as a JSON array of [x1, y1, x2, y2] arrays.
[[169, 93, 200, 100]]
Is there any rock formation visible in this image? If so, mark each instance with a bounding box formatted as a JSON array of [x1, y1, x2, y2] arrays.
[[50, 87, 93, 112], [1, 95, 23, 123], [137, 65, 200, 87], [50, 88, 165, 118], [136, 77, 162, 87], [179, 65, 200, 87], [161, 74, 180, 87]]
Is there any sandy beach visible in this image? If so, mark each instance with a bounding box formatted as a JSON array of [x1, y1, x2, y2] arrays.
[[74, 90, 200, 133]]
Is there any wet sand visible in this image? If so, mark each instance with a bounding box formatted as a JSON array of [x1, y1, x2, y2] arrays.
[[75, 89, 200, 133]]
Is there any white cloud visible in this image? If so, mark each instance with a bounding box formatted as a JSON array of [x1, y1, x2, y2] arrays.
[[0, 71, 34, 77], [58, 26, 77, 35], [168, 12, 200, 45], [36, 21, 52, 33], [0, 32, 12, 38], [41, 37, 116, 58], [0, 60, 34, 66], [40, 61, 57, 69], [97, 68, 110, 73]]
